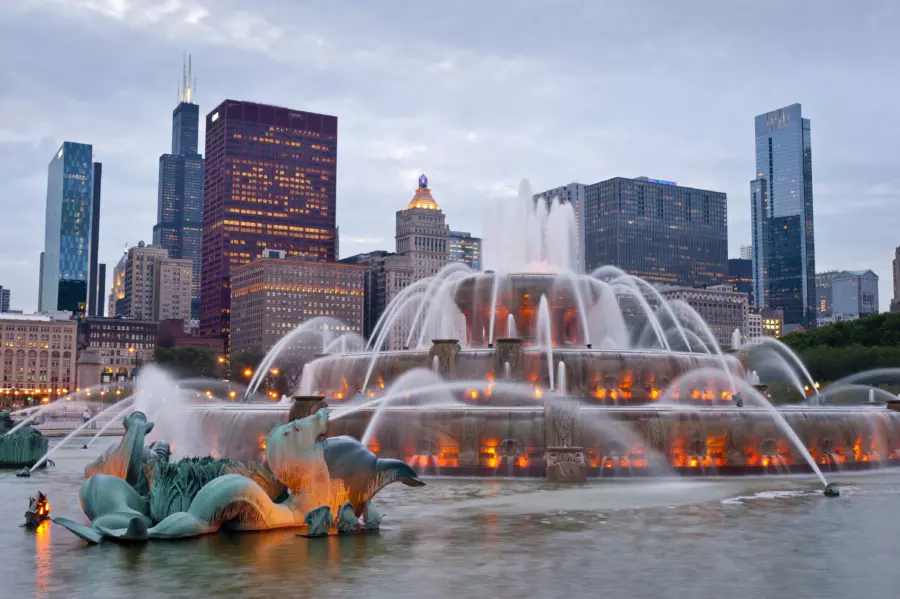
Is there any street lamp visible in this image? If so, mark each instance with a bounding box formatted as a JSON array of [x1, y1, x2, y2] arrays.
[[243, 368, 253, 378]]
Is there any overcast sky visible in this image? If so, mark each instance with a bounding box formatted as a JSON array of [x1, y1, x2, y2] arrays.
[[1, 1, 899, 312]]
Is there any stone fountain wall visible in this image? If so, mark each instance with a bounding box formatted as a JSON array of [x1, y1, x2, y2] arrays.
[[178, 402, 900, 479], [307, 340, 742, 405]]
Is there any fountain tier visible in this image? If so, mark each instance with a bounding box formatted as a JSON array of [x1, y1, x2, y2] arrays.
[[184, 403, 900, 477]]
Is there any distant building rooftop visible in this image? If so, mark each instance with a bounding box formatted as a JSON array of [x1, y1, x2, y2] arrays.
[[0, 311, 72, 322]]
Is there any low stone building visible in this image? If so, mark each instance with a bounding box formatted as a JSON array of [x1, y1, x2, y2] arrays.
[[75, 317, 159, 388], [658, 284, 749, 349], [230, 254, 365, 358], [0, 312, 77, 403]]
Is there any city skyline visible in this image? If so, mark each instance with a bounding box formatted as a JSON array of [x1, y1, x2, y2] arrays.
[[2, 2, 900, 311]]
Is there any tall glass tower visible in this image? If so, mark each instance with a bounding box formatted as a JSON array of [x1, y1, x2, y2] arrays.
[[42, 142, 96, 316], [153, 56, 204, 319], [750, 104, 816, 329]]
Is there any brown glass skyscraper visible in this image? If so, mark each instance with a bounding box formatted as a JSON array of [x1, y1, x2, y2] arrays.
[[200, 100, 337, 348]]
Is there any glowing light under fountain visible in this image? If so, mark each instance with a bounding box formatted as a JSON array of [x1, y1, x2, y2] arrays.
[[158, 179, 900, 497]]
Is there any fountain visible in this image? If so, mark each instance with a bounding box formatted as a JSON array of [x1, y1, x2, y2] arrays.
[[140, 179, 899, 493], [0, 411, 49, 469], [50, 407, 424, 543]]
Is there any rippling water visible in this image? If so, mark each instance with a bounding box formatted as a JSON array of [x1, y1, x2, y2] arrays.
[[4, 441, 900, 598]]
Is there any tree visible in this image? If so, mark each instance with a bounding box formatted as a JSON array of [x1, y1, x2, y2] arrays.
[[153, 346, 220, 380], [777, 313, 900, 384], [782, 312, 900, 351]]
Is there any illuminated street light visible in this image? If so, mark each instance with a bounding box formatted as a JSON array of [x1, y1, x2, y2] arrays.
[[243, 368, 253, 378]]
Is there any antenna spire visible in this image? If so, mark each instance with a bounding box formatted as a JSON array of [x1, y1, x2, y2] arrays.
[[178, 52, 195, 104]]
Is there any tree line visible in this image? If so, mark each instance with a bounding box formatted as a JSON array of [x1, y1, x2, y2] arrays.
[[780, 312, 900, 383]]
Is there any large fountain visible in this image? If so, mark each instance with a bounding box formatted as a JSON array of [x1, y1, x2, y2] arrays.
[[151, 181, 900, 486]]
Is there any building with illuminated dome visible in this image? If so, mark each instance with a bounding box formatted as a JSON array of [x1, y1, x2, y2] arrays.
[[396, 174, 450, 281]]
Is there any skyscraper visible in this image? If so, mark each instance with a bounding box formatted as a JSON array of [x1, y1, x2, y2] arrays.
[[396, 174, 450, 280], [153, 56, 204, 319], [107, 252, 127, 317], [41, 142, 99, 316], [891, 247, 900, 312], [449, 231, 482, 271], [0, 286, 10, 312], [124, 242, 169, 321], [200, 100, 338, 349], [88, 162, 103, 315], [582, 176, 727, 287], [96, 263, 106, 317], [750, 103, 816, 328], [153, 257, 194, 321], [727, 258, 753, 306], [340, 251, 412, 344], [815, 270, 840, 323]]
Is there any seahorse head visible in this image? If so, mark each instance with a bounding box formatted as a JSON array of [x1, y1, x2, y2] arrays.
[[85, 411, 155, 489], [264, 408, 329, 491]]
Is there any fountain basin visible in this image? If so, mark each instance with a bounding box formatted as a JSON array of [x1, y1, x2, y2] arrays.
[[175, 403, 900, 479]]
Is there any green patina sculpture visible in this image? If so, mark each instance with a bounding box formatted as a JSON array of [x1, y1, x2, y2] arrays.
[[53, 408, 425, 543], [0, 411, 49, 468]]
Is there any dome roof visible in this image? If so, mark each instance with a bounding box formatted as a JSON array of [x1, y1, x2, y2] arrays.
[[406, 173, 441, 210]]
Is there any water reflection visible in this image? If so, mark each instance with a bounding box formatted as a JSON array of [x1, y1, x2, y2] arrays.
[[34, 521, 51, 599], [7, 452, 900, 598]]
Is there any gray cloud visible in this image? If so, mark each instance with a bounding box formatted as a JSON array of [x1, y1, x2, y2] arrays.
[[1, 0, 899, 311]]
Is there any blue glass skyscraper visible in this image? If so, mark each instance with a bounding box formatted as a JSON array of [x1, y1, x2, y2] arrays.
[[41, 142, 97, 315], [750, 104, 816, 328], [153, 56, 204, 319]]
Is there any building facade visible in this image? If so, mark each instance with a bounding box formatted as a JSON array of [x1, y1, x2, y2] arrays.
[[583, 177, 727, 287], [830, 270, 879, 321], [0, 286, 10, 312], [396, 174, 450, 281], [156, 318, 225, 353], [75, 317, 159, 388], [96, 263, 106, 317], [153, 59, 204, 319], [124, 242, 169, 321], [739, 244, 752, 260], [108, 253, 127, 317], [760, 308, 784, 338], [534, 183, 586, 272], [0, 312, 77, 401], [200, 100, 338, 350], [815, 270, 839, 323], [153, 258, 193, 321], [230, 255, 365, 356], [750, 104, 816, 329], [659, 285, 749, 349], [88, 163, 103, 316], [892, 247, 900, 312], [41, 142, 101, 316], [449, 231, 482, 271], [341, 251, 413, 344], [745, 312, 763, 344], [727, 258, 753, 306]]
